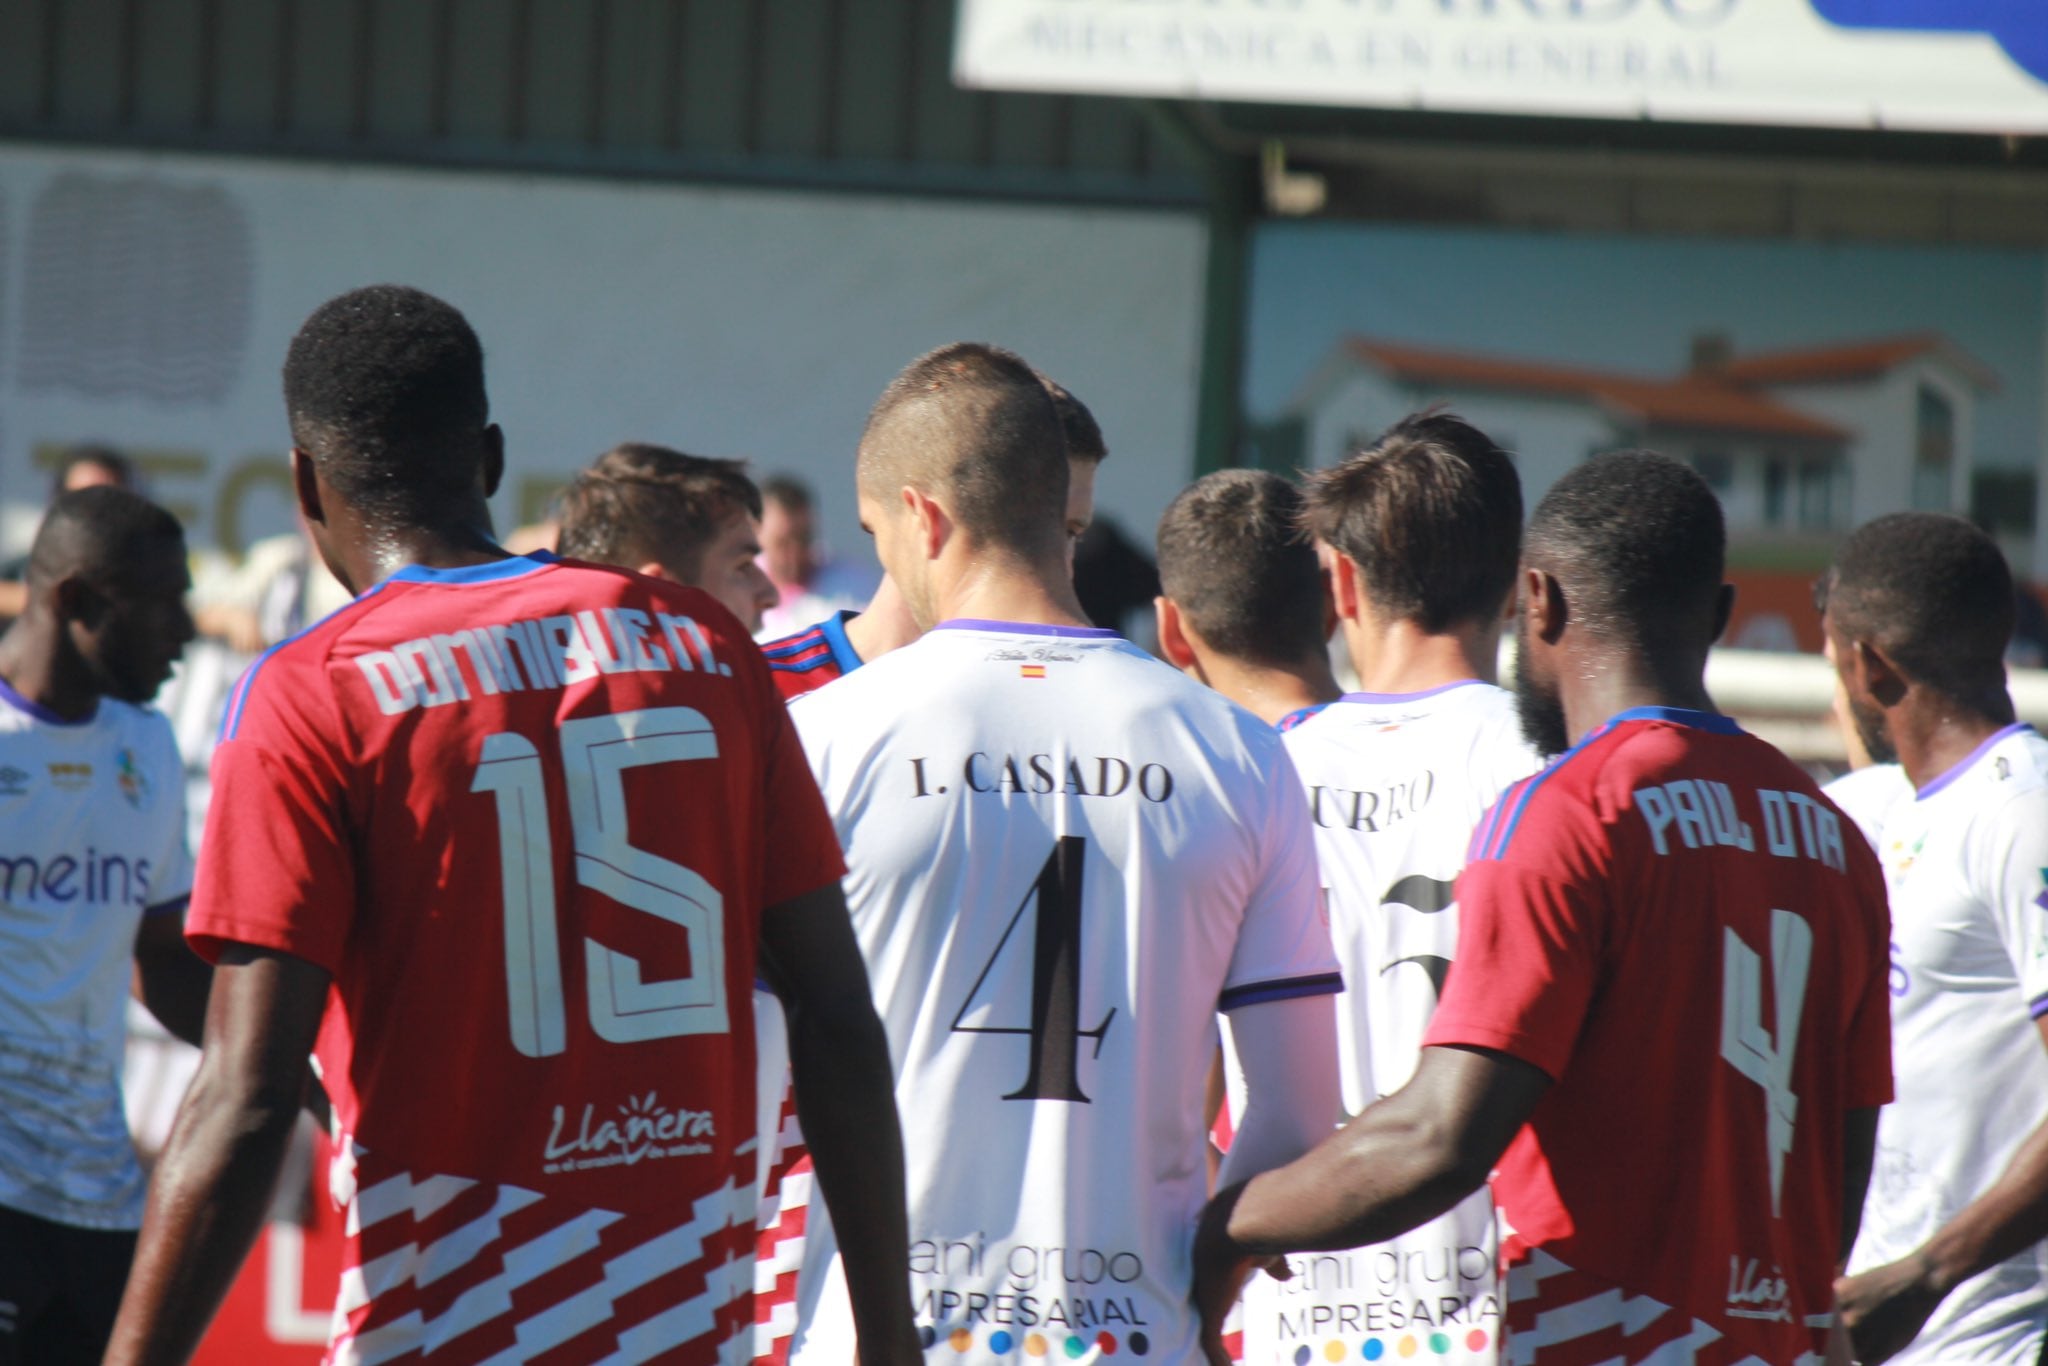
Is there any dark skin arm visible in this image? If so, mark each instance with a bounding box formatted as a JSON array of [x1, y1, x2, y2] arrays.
[[758, 881, 921, 1366], [1837, 1020, 2048, 1364], [1192, 1045, 1551, 1366], [104, 943, 330, 1366], [130, 912, 211, 1048], [1841, 1105, 1880, 1265]]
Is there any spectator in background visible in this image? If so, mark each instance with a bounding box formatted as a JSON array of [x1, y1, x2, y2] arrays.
[[557, 442, 780, 633], [756, 474, 880, 639], [0, 445, 139, 623]]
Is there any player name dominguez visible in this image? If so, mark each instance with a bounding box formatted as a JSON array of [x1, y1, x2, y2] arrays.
[[1634, 778, 1848, 873], [908, 754, 1176, 803], [354, 608, 735, 715]]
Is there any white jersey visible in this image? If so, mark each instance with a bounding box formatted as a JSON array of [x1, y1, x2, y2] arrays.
[[1234, 682, 1539, 1364], [1843, 725, 2048, 1365], [0, 677, 192, 1230], [790, 620, 1339, 1366], [1822, 762, 1911, 853]]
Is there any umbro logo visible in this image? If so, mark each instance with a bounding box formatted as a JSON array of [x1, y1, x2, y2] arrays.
[[0, 766, 27, 796]]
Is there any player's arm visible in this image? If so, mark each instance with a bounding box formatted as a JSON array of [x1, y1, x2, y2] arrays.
[[1841, 1104, 1880, 1264], [1214, 994, 1340, 1189], [104, 941, 329, 1366], [131, 908, 210, 1048], [758, 881, 921, 1366]]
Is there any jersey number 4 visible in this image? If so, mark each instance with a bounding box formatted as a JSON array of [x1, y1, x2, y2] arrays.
[[950, 836, 1117, 1102], [472, 706, 728, 1058], [1720, 908, 1812, 1218]]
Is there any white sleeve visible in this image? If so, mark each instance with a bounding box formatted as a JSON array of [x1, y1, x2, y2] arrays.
[[1215, 994, 1341, 1188], [1977, 787, 2048, 1019], [1218, 740, 1343, 1010], [143, 718, 194, 915]]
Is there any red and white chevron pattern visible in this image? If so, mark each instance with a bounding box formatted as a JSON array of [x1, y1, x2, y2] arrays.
[[324, 1142, 756, 1365], [1504, 1248, 1822, 1366], [751, 1086, 810, 1366]]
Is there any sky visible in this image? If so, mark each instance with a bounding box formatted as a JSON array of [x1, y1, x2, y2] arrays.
[[1245, 222, 2045, 470]]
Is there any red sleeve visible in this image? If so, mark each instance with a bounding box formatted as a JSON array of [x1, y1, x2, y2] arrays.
[[748, 650, 846, 908], [1842, 841, 1895, 1109], [185, 660, 357, 974]]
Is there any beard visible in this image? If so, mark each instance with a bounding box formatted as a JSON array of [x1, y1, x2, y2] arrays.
[[1514, 661, 1571, 759], [1848, 692, 1899, 765]]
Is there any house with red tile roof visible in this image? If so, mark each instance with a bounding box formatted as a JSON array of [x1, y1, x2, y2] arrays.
[[1286, 331, 1999, 537]]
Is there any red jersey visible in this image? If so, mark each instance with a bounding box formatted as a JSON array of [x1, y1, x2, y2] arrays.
[[1425, 707, 1891, 1365], [760, 611, 861, 700], [188, 552, 845, 1366]]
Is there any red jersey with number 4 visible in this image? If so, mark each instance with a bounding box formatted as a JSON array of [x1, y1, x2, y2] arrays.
[[187, 552, 845, 1366], [1425, 708, 1891, 1366]]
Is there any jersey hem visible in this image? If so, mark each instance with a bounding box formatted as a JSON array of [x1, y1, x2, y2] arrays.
[[1421, 1019, 1566, 1083], [185, 918, 343, 976], [143, 893, 191, 918]]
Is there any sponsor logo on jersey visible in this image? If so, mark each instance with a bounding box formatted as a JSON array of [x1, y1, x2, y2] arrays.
[[115, 747, 150, 809], [47, 761, 91, 791], [541, 1089, 715, 1174], [1724, 1256, 1792, 1323], [0, 765, 27, 797], [0, 849, 153, 907], [1259, 1244, 1501, 1353]]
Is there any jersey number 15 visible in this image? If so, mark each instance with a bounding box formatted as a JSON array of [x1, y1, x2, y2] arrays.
[[472, 706, 728, 1057]]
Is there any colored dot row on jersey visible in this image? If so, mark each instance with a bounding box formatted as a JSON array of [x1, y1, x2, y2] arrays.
[[918, 1326, 1151, 1356], [1291, 1328, 1489, 1363]]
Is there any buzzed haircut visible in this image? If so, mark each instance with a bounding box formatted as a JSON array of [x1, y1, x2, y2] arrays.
[[50, 444, 137, 498], [27, 485, 184, 587], [282, 284, 489, 523], [1157, 470, 1324, 667], [1302, 412, 1522, 632], [859, 342, 1069, 560], [1820, 511, 2014, 699], [556, 444, 761, 579], [761, 474, 813, 514], [1039, 375, 1108, 465], [1524, 450, 1724, 647]]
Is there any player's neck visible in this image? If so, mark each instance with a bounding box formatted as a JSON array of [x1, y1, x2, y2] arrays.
[[1348, 616, 1500, 696], [1197, 652, 1342, 728], [0, 614, 99, 721], [1892, 690, 2019, 793], [330, 509, 510, 597], [1561, 646, 1718, 746], [932, 561, 1094, 633]]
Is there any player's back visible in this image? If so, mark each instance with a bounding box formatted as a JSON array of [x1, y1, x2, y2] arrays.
[[195, 552, 833, 1363], [1434, 709, 1892, 1364], [790, 620, 1335, 1366]]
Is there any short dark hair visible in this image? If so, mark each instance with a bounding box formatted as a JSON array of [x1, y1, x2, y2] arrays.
[[282, 284, 490, 523], [1158, 470, 1324, 667], [1039, 375, 1108, 465], [1822, 511, 2014, 699], [1303, 412, 1522, 632], [27, 485, 185, 587], [761, 474, 813, 515], [1525, 450, 1724, 647], [556, 444, 761, 579], [858, 342, 1068, 560], [50, 444, 137, 499]]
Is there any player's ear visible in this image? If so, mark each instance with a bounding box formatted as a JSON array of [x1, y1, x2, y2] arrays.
[[1709, 582, 1736, 645], [479, 424, 506, 499], [291, 448, 326, 528], [1525, 566, 1566, 644], [1325, 547, 1363, 624], [634, 560, 680, 585], [1155, 596, 1198, 672], [1853, 638, 1909, 707], [904, 486, 948, 560]]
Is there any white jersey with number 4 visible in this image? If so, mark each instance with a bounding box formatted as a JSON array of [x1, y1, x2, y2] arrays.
[[789, 619, 1340, 1366], [1843, 724, 2048, 1366], [1236, 681, 1539, 1366]]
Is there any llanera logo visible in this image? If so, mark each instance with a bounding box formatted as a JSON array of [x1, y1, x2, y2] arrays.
[[541, 1090, 715, 1174], [1725, 1256, 1792, 1323]]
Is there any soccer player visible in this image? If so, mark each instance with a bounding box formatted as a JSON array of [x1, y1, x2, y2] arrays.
[[0, 486, 205, 1366], [1152, 468, 1340, 731], [1821, 513, 2048, 1366], [556, 442, 781, 634], [1196, 451, 1892, 1366], [1227, 415, 1536, 1364], [785, 342, 1342, 1365], [760, 373, 1107, 700], [102, 285, 918, 1366]]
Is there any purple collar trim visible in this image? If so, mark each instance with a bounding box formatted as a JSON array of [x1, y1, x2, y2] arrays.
[[932, 618, 1121, 640], [1341, 679, 1484, 705], [1917, 722, 2035, 801], [0, 673, 96, 727]]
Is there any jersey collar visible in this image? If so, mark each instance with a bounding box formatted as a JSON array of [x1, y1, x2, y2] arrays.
[[0, 673, 96, 727], [387, 550, 559, 587], [1340, 679, 1485, 705], [931, 618, 1120, 639], [1606, 705, 1743, 734], [1917, 721, 2035, 801]]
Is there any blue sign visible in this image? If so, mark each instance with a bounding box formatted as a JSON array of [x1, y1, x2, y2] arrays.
[[1813, 1, 2048, 83]]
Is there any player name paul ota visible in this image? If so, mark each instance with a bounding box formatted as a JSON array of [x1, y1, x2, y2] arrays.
[[351, 605, 739, 715], [1634, 776, 1849, 872], [906, 753, 1177, 803]]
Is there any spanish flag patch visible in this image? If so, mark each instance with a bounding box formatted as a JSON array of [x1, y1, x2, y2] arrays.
[[1020, 664, 1047, 679]]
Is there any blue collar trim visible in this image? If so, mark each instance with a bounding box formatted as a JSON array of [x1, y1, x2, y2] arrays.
[[387, 551, 559, 587], [0, 673, 96, 727], [1918, 722, 2035, 801], [1607, 705, 1743, 735], [932, 618, 1120, 640], [1341, 680, 1484, 705]]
